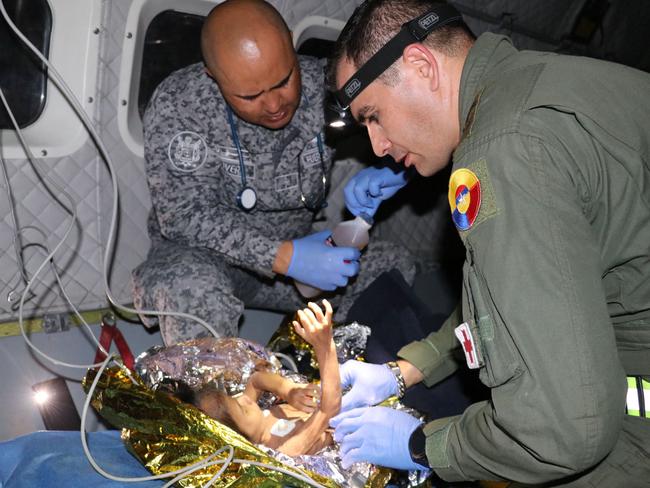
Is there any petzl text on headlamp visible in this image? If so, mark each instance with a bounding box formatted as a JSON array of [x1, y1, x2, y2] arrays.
[[335, 3, 462, 109]]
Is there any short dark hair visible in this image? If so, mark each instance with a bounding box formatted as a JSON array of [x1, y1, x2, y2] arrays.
[[176, 383, 239, 433], [328, 0, 474, 90]]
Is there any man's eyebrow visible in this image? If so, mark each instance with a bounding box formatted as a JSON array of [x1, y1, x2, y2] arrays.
[[271, 68, 293, 90], [235, 68, 294, 100], [356, 105, 373, 124]]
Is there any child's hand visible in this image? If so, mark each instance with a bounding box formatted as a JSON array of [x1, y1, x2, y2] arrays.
[[286, 382, 321, 413], [292, 299, 334, 352]]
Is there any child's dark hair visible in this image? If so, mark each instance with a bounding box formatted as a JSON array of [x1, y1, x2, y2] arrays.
[[175, 382, 239, 433]]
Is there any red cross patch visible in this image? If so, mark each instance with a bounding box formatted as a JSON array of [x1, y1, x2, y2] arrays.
[[454, 322, 480, 369]]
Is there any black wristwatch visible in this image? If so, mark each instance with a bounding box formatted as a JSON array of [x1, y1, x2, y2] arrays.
[[408, 425, 429, 467]]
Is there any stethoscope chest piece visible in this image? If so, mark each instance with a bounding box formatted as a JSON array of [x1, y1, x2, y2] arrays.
[[226, 105, 326, 212], [237, 186, 257, 211]]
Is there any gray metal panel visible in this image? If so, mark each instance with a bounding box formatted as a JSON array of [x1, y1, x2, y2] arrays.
[[0, 0, 147, 321], [96, 0, 152, 306], [270, 0, 362, 26], [0, 111, 107, 320]]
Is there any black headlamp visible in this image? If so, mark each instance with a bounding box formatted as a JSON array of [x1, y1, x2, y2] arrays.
[[333, 3, 462, 117]]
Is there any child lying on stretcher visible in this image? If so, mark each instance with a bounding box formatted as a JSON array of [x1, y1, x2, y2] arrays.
[[184, 299, 340, 456]]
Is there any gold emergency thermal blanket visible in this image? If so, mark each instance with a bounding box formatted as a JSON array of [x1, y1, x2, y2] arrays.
[[82, 365, 392, 488]]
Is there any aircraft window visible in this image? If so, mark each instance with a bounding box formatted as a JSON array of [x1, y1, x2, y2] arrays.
[[296, 38, 364, 141], [138, 10, 204, 118], [297, 38, 335, 58], [0, 0, 52, 129], [138, 15, 340, 119]]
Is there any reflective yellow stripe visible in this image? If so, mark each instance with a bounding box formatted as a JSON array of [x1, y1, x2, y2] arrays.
[[0, 308, 138, 338], [626, 376, 650, 418]]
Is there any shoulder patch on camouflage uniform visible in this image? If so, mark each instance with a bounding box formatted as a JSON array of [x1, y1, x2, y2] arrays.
[[167, 131, 208, 172], [449, 159, 497, 234]]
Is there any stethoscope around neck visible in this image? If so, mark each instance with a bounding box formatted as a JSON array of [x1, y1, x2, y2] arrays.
[[226, 106, 327, 212]]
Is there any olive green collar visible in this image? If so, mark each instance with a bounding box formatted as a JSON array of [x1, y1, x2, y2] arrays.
[[458, 33, 517, 132]]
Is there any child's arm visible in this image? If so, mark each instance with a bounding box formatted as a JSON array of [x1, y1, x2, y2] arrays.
[[243, 371, 320, 413], [296, 300, 340, 417], [269, 299, 341, 456]]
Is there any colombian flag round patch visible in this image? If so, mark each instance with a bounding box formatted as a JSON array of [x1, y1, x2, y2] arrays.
[[449, 168, 481, 231]]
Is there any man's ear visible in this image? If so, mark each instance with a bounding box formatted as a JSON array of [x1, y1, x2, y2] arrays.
[[403, 43, 439, 91], [204, 66, 216, 80]]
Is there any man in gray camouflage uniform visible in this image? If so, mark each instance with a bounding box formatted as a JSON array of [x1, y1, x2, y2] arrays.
[[132, 0, 416, 345]]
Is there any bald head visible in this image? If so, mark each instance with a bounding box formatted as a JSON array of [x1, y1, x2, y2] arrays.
[[201, 0, 292, 77], [200, 0, 301, 129]]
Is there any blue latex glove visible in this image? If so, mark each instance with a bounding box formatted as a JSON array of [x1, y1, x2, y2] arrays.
[[339, 360, 399, 411], [330, 406, 427, 470], [286, 230, 361, 290], [344, 166, 410, 217]]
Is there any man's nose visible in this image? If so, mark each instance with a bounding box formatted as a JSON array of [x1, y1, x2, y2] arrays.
[[263, 91, 283, 114], [367, 124, 391, 157]]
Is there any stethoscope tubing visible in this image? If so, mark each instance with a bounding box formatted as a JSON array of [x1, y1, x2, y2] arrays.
[[225, 105, 326, 212]]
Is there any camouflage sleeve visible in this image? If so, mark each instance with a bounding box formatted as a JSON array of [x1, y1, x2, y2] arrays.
[[143, 82, 280, 277]]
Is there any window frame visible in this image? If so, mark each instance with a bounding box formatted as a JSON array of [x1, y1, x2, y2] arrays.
[[0, 0, 101, 159], [0, 0, 53, 130], [118, 0, 216, 158]]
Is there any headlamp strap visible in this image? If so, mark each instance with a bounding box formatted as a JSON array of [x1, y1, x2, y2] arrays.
[[336, 3, 462, 108]]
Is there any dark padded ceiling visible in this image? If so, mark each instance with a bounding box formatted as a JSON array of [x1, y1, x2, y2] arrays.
[[452, 0, 650, 72]]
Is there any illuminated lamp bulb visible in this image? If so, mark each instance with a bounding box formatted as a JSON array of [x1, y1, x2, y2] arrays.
[[34, 389, 50, 405], [329, 120, 346, 128]]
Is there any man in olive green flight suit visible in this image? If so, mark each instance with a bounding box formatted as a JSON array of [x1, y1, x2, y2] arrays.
[[326, 0, 650, 486]]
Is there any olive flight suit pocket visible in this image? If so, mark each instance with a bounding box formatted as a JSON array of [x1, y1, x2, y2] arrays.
[[463, 260, 523, 388]]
